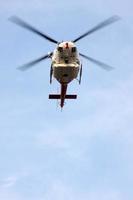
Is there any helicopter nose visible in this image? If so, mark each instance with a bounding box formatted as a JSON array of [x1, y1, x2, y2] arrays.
[[65, 42, 69, 48]]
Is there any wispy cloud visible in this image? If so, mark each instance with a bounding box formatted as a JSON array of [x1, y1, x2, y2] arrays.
[[42, 179, 125, 200], [0, 176, 18, 188], [0, 183, 21, 200]]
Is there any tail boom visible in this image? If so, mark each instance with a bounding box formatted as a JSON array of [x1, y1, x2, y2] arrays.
[[49, 84, 77, 108]]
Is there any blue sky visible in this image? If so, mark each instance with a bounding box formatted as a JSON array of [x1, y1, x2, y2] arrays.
[[0, 0, 133, 199]]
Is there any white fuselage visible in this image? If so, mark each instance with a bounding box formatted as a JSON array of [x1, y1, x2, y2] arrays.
[[51, 41, 80, 84]]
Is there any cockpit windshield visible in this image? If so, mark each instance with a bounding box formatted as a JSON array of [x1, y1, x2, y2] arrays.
[[57, 47, 63, 52]]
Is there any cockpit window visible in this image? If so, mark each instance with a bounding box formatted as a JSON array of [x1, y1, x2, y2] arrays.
[[72, 47, 76, 53], [58, 47, 63, 52]]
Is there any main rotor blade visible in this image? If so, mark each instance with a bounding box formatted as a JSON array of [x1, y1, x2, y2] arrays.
[[18, 52, 53, 71], [9, 16, 58, 44], [79, 53, 114, 71], [73, 15, 120, 43]]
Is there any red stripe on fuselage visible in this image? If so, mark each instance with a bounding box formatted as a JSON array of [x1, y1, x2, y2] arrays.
[[60, 84, 67, 108]]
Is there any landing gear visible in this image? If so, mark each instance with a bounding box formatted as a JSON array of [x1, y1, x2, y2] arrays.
[[50, 65, 53, 84], [79, 64, 82, 84]]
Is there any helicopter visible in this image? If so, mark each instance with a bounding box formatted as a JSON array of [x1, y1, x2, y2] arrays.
[[10, 15, 120, 108]]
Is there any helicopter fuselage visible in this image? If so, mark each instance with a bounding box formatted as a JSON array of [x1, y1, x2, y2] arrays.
[[48, 41, 81, 108], [52, 41, 80, 84]]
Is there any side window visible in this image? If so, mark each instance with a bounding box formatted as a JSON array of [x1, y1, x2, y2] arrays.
[[72, 47, 76, 53]]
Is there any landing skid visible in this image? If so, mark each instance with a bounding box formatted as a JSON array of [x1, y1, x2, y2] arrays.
[[79, 64, 82, 84], [50, 65, 53, 84]]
